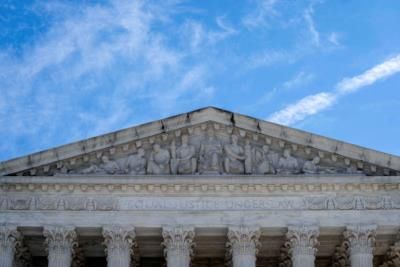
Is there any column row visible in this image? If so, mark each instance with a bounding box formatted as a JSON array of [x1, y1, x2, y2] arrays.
[[0, 224, 382, 267]]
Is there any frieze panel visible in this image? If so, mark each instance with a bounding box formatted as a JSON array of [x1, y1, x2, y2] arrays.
[[12, 123, 387, 177], [1, 195, 400, 212]]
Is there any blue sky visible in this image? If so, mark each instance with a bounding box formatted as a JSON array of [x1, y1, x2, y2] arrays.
[[1, 0, 400, 161]]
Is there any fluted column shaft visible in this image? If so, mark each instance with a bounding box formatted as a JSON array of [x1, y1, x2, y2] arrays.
[[44, 226, 77, 267], [103, 225, 136, 267], [162, 226, 195, 267], [227, 226, 260, 267], [344, 224, 376, 267], [0, 224, 20, 267], [287, 225, 319, 267]]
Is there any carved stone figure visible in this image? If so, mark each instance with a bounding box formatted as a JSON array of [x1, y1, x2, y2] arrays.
[[303, 156, 337, 174], [277, 149, 300, 174], [253, 145, 275, 174], [171, 135, 197, 174], [224, 135, 246, 174], [125, 148, 147, 175], [81, 156, 120, 175], [147, 144, 171, 174], [199, 129, 223, 174], [244, 140, 253, 174]]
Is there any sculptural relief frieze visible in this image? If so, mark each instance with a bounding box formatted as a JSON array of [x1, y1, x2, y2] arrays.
[[20, 124, 371, 176]]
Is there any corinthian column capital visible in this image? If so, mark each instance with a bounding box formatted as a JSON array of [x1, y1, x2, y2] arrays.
[[102, 225, 135, 267], [344, 224, 376, 254], [162, 225, 195, 267], [344, 224, 376, 267], [44, 225, 77, 267], [286, 225, 319, 267], [226, 225, 261, 267], [0, 224, 20, 267]]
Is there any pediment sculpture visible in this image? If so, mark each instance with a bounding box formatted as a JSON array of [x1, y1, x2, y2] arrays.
[[60, 125, 361, 176]]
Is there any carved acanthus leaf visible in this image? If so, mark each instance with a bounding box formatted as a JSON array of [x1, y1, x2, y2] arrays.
[[226, 225, 261, 257], [286, 225, 319, 257], [344, 224, 376, 254], [102, 225, 136, 253], [43, 225, 77, 251], [0, 224, 20, 251], [162, 225, 195, 258]]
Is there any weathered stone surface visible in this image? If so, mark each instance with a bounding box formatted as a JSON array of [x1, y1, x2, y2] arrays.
[[1, 107, 399, 176]]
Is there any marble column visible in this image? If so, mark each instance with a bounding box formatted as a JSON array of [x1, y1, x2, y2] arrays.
[[226, 226, 261, 267], [344, 224, 376, 267], [43, 225, 77, 267], [102, 225, 136, 267], [162, 225, 195, 267], [0, 224, 20, 267], [286, 225, 319, 267]]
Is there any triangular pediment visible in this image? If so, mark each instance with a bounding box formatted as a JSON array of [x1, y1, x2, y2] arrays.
[[1, 107, 399, 176]]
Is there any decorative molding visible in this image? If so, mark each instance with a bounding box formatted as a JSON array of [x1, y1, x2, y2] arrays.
[[1, 194, 400, 212], [2, 179, 400, 194]]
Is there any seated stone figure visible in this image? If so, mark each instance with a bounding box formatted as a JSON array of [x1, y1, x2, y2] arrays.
[[223, 135, 246, 174], [81, 156, 120, 175], [253, 145, 275, 174], [147, 143, 171, 174], [125, 148, 147, 175], [277, 149, 300, 174], [199, 128, 223, 174], [171, 135, 197, 174], [303, 156, 338, 174]]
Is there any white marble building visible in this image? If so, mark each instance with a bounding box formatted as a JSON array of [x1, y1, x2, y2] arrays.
[[1, 107, 400, 267]]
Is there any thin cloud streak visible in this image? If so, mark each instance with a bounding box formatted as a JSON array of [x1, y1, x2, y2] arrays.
[[269, 54, 400, 125], [336, 55, 400, 94]]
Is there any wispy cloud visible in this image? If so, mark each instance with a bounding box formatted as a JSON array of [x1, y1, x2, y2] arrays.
[[269, 54, 400, 125], [242, 0, 279, 28], [336, 55, 400, 94], [182, 16, 237, 50], [268, 92, 336, 125], [303, 5, 320, 46], [0, 0, 223, 159], [283, 71, 315, 89]]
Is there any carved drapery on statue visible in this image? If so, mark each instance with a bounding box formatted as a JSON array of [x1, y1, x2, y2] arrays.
[[50, 124, 361, 177]]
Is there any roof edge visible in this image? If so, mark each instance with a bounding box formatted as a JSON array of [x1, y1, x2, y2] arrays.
[[1, 106, 399, 175]]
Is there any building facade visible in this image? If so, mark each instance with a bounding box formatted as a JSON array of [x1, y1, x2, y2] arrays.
[[1, 107, 400, 267]]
